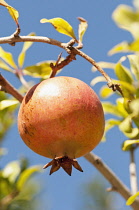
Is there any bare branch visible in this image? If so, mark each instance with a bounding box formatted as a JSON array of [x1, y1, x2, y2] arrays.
[[84, 152, 139, 210], [0, 73, 23, 102], [0, 34, 122, 95], [130, 148, 138, 194]]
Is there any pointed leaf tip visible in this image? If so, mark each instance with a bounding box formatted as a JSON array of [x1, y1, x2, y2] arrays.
[[40, 17, 77, 41]]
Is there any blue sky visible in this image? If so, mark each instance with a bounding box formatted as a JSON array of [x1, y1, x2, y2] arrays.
[[0, 0, 136, 209]]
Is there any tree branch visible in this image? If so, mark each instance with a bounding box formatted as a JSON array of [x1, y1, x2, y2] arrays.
[[0, 34, 122, 95], [0, 73, 23, 102], [130, 148, 138, 194], [84, 152, 139, 210]]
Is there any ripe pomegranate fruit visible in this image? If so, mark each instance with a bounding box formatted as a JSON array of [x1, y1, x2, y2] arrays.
[[18, 76, 105, 175]]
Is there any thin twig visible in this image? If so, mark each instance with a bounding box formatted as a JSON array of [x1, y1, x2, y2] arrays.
[[84, 152, 139, 210], [130, 148, 138, 194], [0, 73, 23, 102], [50, 53, 76, 78], [0, 34, 122, 95]]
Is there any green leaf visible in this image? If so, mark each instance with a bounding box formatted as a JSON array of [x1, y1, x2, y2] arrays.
[[116, 98, 129, 118], [0, 99, 19, 110], [119, 117, 139, 138], [112, 4, 139, 39], [130, 99, 139, 117], [78, 17, 88, 43], [40, 17, 77, 41], [18, 33, 36, 68], [115, 62, 133, 83], [100, 85, 114, 98], [122, 139, 139, 151], [2, 161, 21, 183], [23, 60, 62, 79], [17, 166, 42, 190], [0, 0, 19, 25], [104, 118, 121, 136], [102, 102, 123, 117], [128, 54, 139, 81], [0, 47, 17, 69]]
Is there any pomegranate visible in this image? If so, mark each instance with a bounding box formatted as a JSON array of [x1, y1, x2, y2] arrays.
[[18, 76, 105, 175]]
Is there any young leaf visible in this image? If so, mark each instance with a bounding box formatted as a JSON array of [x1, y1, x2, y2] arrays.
[[40, 17, 77, 41], [0, 59, 13, 72], [90, 76, 106, 86], [102, 102, 123, 117], [18, 33, 36, 68], [0, 99, 19, 110], [112, 5, 139, 39], [122, 140, 139, 151], [115, 62, 133, 84], [78, 17, 88, 43], [23, 61, 62, 79], [17, 165, 42, 190], [0, 0, 19, 26], [100, 85, 114, 98], [126, 192, 139, 205], [2, 161, 21, 183], [0, 47, 17, 69], [128, 54, 139, 81]]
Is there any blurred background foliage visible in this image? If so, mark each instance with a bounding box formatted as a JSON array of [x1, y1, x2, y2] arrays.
[[0, 0, 139, 209]]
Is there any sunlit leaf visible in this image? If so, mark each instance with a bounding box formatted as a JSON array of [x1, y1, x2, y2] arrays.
[[100, 86, 114, 98], [18, 33, 36, 68], [128, 54, 139, 81], [78, 17, 88, 43], [119, 117, 139, 138], [130, 99, 139, 117], [102, 102, 123, 117], [0, 47, 17, 69], [23, 60, 62, 79], [40, 17, 77, 41], [126, 192, 139, 205], [0, 59, 13, 72], [2, 161, 21, 183], [116, 98, 129, 118], [122, 139, 139, 151], [92, 62, 115, 72], [0, 0, 19, 25], [134, 0, 139, 9], [112, 4, 139, 39], [17, 166, 42, 190], [0, 99, 19, 110], [90, 76, 106, 86], [104, 118, 121, 140], [115, 63, 133, 83]]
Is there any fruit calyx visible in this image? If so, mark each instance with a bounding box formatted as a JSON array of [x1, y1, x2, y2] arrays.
[[43, 156, 83, 176]]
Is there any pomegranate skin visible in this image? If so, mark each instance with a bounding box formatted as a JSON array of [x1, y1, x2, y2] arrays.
[[18, 76, 105, 159]]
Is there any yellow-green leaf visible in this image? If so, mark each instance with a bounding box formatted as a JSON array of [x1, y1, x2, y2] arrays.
[[100, 85, 114, 98], [92, 62, 115, 72], [2, 161, 21, 183], [23, 60, 62, 79], [0, 0, 19, 25], [90, 76, 106, 86], [0, 47, 17, 69], [123, 140, 139, 151], [126, 192, 139, 205], [17, 165, 42, 190], [112, 5, 139, 39], [128, 54, 139, 80], [78, 17, 88, 43], [0, 59, 13, 72], [18, 33, 36, 68], [40, 17, 77, 41], [0, 99, 19, 110]]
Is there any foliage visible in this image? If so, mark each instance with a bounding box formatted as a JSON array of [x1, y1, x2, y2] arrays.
[[0, 0, 139, 208], [0, 156, 42, 210]]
